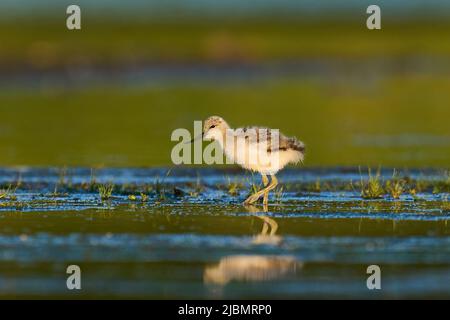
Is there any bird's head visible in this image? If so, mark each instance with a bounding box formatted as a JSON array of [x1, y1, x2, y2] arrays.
[[202, 116, 229, 141], [187, 116, 230, 143]]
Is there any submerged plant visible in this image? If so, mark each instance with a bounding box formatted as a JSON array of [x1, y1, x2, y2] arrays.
[[313, 178, 321, 192], [58, 166, 68, 186], [0, 184, 17, 200], [360, 168, 384, 199], [195, 172, 205, 193], [187, 173, 204, 198], [154, 178, 163, 199], [274, 186, 284, 203], [154, 169, 172, 201], [414, 178, 429, 193], [442, 194, 450, 211], [246, 174, 261, 198], [140, 192, 149, 202], [432, 170, 450, 194], [385, 170, 405, 199], [226, 176, 243, 196], [173, 187, 186, 197], [250, 182, 260, 196], [391, 200, 402, 213], [98, 183, 114, 200], [188, 190, 199, 197], [409, 188, 422, 201]]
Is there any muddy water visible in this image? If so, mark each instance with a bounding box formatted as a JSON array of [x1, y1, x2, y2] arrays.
[[0, 167, 449, 298]]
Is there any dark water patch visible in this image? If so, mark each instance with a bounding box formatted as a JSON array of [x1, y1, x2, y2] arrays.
[[1, 233, 449, 264], [0, 209, 448, 237], [2, 58, 450, 90]]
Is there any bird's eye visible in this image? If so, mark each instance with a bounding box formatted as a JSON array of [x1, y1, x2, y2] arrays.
[[210, 125, 216, 129]]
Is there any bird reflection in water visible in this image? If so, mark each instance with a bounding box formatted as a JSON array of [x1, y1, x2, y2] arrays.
[[204, 205, 301, 285], [248, 204, 282, 245]]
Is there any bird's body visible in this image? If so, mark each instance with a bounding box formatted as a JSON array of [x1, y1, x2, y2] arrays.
[[218, 126, 305, 175], [199, 116, 305, 205]]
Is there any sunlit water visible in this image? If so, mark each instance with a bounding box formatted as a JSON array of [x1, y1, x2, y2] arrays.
[[0, 167, 449, 298]]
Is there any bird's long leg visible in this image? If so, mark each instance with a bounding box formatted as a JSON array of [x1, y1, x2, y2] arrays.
[[262, 174, 270, 205], [262, 174, 269, 187], [263, 174, 278, 205], [243, 174, 269, 205]]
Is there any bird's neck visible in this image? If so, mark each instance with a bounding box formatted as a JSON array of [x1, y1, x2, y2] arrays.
[[216, 126, 230, 149], [216, 127, 237, 162]]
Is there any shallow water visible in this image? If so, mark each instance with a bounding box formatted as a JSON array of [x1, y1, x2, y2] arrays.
[[0, 167, 449, 298]]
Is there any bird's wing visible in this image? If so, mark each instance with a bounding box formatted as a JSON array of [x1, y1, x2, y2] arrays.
[[234, 126, 273, 146], [275, 135, 305, 153], [232, 126, 305, 153]]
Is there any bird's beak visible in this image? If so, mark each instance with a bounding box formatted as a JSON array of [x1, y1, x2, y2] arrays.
[[186, 132, 204, 144]]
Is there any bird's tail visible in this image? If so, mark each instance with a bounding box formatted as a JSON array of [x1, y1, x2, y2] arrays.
[[288, 138, 306, 163], [288, 138, 305, 153]]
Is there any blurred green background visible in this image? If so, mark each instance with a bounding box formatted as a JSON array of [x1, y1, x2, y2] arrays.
[[1, 1, 449, 167]]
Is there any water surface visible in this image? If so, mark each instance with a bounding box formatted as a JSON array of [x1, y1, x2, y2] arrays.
[[0, 167, 448, 298]]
